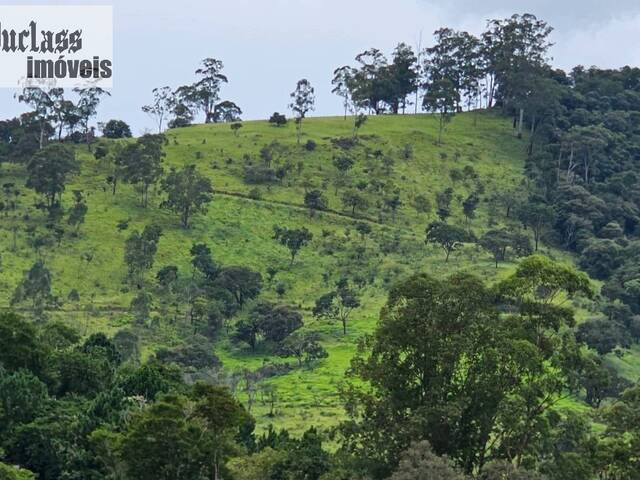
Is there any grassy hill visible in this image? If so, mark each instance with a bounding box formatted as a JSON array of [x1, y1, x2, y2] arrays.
[[0, 111, 589, 433]]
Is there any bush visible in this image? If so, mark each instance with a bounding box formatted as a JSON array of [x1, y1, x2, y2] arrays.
[[304, 139, 317, 151], [243, 165, 277, 184], [93, 144, 109, 160], [268, 112, 287, 127]]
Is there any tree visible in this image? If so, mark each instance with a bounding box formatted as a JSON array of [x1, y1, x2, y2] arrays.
[[124, 224, 163, 282], [50, 90, 80, 141], [579, 239, 623, 280], [273, 226, 313, 266], [26, 143, 79, 209], [436, 187, 454, 221], [598, 384, 640, 478], [479, 228, 531, 268], [213, 100, 242, 123], [388, 43, 419, 114], [390, 441, 467, 480], [516, 200, 554, 251], [176, 58, 228, 123], [117, 134, 165, 207], [168, 101, 194, 128], [16, 87, 53, 148], [422, 78, 459, 145], [191, 243, 219, 282], [11, 261, 54, 320], [425, 221, 471, 262], [333, 155, 355, 175], [312, 278, 361, 334], [349, 48, 391, 114], [142, 86, 175, 133], [249, 301, 303, 344], [576, 319, 629, 355], [277, 332, 328, 367], [461, 193, 479, 225], [190, 383, 251, 480], [353, 113, 367, 139], [289, 79, 315, 144], [102, 119, 132, 138], [160, 164, 213, 228], [112, 394, 211, 480], [215, 266, 262, 309], [342, 189, 369, 216], [482, 14, 553, 114], [234, 316, 262, 350], [332, 66, 355, 119], [130, 290, 153, 323], [340, 263, 591, 477], [0, 312, 46, 374], [304, 189, 328, 217], [73, 87, 110, 145], [67, 190, 88, 233]]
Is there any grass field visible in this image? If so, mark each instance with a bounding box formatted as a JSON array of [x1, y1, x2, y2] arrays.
[[0, 111, 607, 433]]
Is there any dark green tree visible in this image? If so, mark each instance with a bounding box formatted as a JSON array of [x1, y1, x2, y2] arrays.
[[273, 226, 313, 266], [160, 164, 213, 228], [26, 144, 79, 209], [425, 221, 472, 262]]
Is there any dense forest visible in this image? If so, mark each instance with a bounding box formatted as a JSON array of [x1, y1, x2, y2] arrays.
[[1, 12, 640, 480]]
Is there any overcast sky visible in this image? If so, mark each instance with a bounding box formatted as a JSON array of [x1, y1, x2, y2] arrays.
[[1, 0, 639, 134]]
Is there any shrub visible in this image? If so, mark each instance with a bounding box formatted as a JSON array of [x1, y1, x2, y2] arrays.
[[268, 112, 287, 127], [243, 165, 277, 184]]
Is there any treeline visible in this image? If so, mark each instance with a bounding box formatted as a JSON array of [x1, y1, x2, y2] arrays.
[[327, 12, 640, 360], [2, 257, 640, 479]]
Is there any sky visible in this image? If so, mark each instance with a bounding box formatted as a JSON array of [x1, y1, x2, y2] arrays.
[[1, 0, 640, 134]]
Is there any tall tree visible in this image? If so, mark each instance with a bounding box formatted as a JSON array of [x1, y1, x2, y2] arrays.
[[340, 262, 592, 477], [482, 13, 553, 128], [212, 100, 242, 123], [388, 43, 419, 114], [422, 78, 459, 145], [176, 58, 228, 123], [289, 79, 315, 144], [331, 66, 355, 119], [73, 87, 111, 146], [16, 87, 53, 149], [142, 86, 175, 133]]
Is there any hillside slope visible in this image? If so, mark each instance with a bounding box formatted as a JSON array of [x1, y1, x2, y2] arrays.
[[1, 111, 576, 432]]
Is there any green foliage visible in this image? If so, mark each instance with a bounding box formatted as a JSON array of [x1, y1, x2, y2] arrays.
[[26, 143, 79, 209], [425, 221, 472, 262], [124, 224, 163, 281], [390, 441, 466, 480], [273, 225, 313, 266], [160, 164, 213, 228], [102, 119, 132, 138], [341, 262, 591, 477]]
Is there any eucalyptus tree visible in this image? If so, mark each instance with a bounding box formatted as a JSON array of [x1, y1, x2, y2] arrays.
[[289, 79, 315, 144]]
